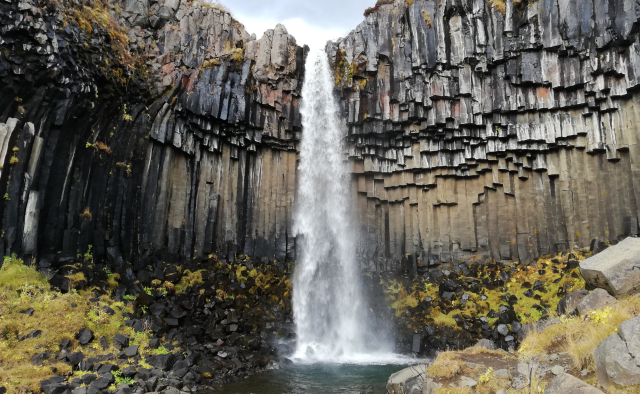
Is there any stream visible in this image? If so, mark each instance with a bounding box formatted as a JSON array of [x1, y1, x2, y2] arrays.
[[210, 363, 412, 394]]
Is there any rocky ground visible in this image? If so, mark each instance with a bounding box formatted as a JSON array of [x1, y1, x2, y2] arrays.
[[0, 241, 604, 394], [383, 249, 588, 356], [386, 238, 640, 394], [0, 253, 294, 393]]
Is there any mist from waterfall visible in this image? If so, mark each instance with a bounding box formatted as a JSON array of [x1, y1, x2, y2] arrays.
[[292, 48, 398, 364]]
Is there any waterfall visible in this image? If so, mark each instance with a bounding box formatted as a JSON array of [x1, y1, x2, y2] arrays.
[[292, 48, 375, 362]]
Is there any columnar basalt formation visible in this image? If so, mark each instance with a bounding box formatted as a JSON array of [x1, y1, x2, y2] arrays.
[[0, 0, 304, 266], [328, 0, 640, 271]]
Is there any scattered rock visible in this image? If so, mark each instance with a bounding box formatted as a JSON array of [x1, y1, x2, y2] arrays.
[[114, 334, 130, 349], [124, 345, 139, 357], [455, 376, 477, 387], [543, 372, 604, 394], [519, 318, 561, 340], [576, 289, 618, 316], [474, 339, 497, 350], [557, 290, 589, 316], [77, 328, 94, 345], [551, 365, 565, 375], [20, 308, 34, 316]]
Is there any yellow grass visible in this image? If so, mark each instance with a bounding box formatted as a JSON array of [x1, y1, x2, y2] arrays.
[[519, 297, 640, 370], [0, 256, 162, 393]]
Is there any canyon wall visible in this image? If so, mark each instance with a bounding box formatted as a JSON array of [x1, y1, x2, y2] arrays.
[[0, 0, 304, 266], [6, 0, 640, 274], [329, 0, 640, 272]]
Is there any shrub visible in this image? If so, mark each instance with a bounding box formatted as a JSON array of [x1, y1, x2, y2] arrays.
[[364, 0, 394, 16], [79, 207, 92, 220]]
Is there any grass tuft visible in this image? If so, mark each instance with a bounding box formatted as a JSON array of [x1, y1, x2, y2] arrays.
[[0, 256, 149, 392], [518, 297, 640, 370]]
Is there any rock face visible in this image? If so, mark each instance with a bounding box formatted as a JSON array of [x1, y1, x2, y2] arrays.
[[0, 0, 305, 265], [579, 237, 640, 298], [594, 316, 640, 389], [328, 0, 640, 270]]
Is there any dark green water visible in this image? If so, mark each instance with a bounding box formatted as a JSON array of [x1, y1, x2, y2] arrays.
[[210, 363, 408, 394]]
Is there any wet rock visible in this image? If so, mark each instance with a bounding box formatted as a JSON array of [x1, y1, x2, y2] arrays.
[[386, 364, 430, 394]]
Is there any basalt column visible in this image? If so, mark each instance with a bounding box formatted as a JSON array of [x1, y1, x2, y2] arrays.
[[329, 0, 640, 272], [0, 0, 305, 266]]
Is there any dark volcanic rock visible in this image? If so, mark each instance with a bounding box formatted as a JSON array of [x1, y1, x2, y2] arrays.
[[77, 329, 94, 345]]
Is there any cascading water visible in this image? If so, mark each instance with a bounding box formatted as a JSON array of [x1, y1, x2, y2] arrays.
[[292, 49, 393, 363]]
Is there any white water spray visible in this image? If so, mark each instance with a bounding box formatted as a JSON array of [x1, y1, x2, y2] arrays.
[[293, 49, 400, 364]]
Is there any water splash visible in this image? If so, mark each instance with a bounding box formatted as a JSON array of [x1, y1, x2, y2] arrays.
[[292, 48, 394, 363]]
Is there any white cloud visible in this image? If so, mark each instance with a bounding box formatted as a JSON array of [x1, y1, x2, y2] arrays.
[[231, 12, 347, 50]]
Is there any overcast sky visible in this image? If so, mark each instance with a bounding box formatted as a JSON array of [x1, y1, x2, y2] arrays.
[[217, 0, 374, 49]]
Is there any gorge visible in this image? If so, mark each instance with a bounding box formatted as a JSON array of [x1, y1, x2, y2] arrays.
[[2, 0, 640, 392]]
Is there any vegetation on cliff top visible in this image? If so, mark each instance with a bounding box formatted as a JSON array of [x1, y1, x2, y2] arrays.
[[364, 0, 394, 17]]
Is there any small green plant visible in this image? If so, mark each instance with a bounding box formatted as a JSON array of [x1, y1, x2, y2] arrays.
[[143, 286, 153, 296], [83, 245, 93, 262], [123, 104, 132, 121], [123, 295, 136, 301], [116, 162, 132, 176], [479, 367, 493, 383], [112, 370, 133, 385], [3, 193, 9, 201], [589, 307, 612, 324], [154, 346, 169, 355]]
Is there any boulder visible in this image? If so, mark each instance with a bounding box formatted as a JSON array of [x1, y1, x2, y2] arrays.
[[576, 289, 618, 316], [386, 364, 430, 394], [77, 328, 94, 345], [519, 318, 561, 339], [594, 316, 640, 389], [543, 372, 604, 394], [557, 290, 589, 316], [124, 345, 139, 357], [579, 237, 640, 298], [474, 339, 497, 350]]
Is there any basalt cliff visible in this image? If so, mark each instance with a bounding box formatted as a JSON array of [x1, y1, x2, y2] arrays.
[[4, 0, 640, 273], [0, 0, 304, 268], [329, 0, 640, 272]]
